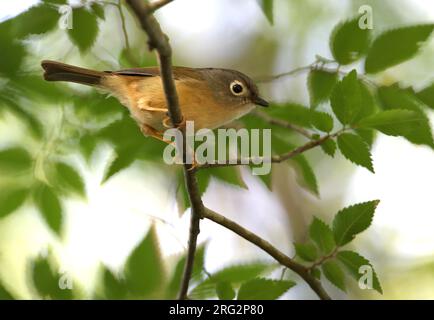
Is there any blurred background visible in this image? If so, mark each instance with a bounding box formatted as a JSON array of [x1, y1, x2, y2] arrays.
[[0, 0, 433, 299]]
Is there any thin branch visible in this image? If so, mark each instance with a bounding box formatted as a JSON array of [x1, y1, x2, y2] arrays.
[[255, 65, 313, 83], [117, 1, 138, 65], [203, 208, 331, 300], [198, 129, 344, 170], [253, 109, 313, 139], [125, 0, 204, 301]]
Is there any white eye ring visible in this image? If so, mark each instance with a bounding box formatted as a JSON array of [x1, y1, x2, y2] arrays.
[[230, 80, 245, 96]]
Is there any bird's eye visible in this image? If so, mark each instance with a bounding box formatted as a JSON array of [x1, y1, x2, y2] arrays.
[[230, 80, 244, 96]]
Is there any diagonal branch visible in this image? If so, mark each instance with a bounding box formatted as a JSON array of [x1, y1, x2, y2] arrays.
[[203, 208, 331, 300], [125, 0, 204, 300]]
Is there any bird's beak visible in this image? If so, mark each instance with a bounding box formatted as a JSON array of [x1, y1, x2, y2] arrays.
[[253, 96, 269, 107]]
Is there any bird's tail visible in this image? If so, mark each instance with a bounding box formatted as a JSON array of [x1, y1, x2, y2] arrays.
[[41, 60, 107, 86]]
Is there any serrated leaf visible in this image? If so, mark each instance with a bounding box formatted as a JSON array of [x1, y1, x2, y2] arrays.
[[54, 162, 85, 197], [308, 69, 338, 108], [79, 134, 97, 162], [31, 256, 72, 299], [0, 147, 32, 173], [337, 133, 374, 173], [190, 262, 272, 299], [294, 243, 318, 262], [309, 217, 336, 255], [259, 0, 274, 25], [377, 85, 433, 148], [216, 281, 235, 300], [358, 110, 432, 147], [365, 24, 434, 74], [322, 260, 346, 291], [102, 267, 127, 299], [237, 278, 295, 300], [337, 250, 382, 294], [33, 184, 63, 235], [124, 226, 164, 297], [68, 7, 99, 53], [11, 4, 59, 38], [0, 188, 28, 218], [333, 200, 379, 246], [416, 83, 434, 109], [330, 70, 362, 125], [320, 139, 337, 157], [311, 111, 334, 132], [330, 15, 371, 65]]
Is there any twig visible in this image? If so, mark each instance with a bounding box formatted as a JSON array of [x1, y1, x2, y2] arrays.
[[255, 65, 313, 83], [253, 109, 313, 139], [117, 1, 139, 65], [203, 208, 331, 300], [125, 0, 205, 300], [198, 129, 345, 170]]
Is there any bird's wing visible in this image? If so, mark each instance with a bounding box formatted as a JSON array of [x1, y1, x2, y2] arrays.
[[110, 66, 204, 81]]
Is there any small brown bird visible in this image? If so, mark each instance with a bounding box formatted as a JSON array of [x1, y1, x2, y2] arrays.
[[41, 60, 268, 141]]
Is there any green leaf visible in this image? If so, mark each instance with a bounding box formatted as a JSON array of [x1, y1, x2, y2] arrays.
[[259, 0, 274, 25], [353, 80, 377, 123], [68, 7, 99, 53], [311, 111, 334, 132], [79, 134, 98, 162], [102, 267, 127, 299], [54, 162, 85, 197], [0, 147, 32, 173], [0, 22, 26, 76], [330, 15, 371, 65], [337, 250, 382, 294], [320, 139, 337, 157], [376, 85, 433, 148], [190, 262, 272, 299], [416, 83, 434, 109], [356, 128, 375, 147], [330, 70, 362, 125], [11, 4, 59, 38], [294, 243, 318, 262], [0, 281, 14, 300], [308, 69, 338, 108], [322, 260, 346, 291], [291, 154, 319, 196], [124, 226, 164, 297], [332, 200, 380, 246], [358, 110, 432, 147], [0, 188, 28, 218], [309, 217, 336, 255], [103, 151, 136, 183], [337, 133, 374, 173], [365, 24, 434, 74], [33, 184, 63, 235], [91, 3, 106, 20], [31, 256, 72, 299], [268, 103, 312, 128], [237, 278, 295, 300], [216, 282, 235, 300]]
